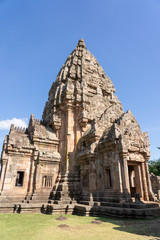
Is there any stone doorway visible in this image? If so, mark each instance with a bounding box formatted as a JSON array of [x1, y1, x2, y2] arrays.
[[128, 163, 142, 198]]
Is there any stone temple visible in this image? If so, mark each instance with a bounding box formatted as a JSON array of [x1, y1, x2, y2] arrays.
[[0, 39, 159, 217]]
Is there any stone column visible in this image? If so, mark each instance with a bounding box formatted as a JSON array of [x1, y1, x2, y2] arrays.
[[141, 162, 149, 201], [0, 158, 8, 193], [66, 134, 70, 174], [32, 158, 41, 194], [117, 153, 123, 193], [27, 155, 35, 195], [65, 105, 75, 173], [120, 152, 130, 196], [59, 109, 67, 174], [89, 159, 97, 192], [36, 163, 42, 191], [134, 164, 143, 197], [137, 164, 144, 199], [145, 157, 155, 201]]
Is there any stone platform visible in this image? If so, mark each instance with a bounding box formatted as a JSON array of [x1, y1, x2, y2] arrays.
[[0, 201, 160, 219]]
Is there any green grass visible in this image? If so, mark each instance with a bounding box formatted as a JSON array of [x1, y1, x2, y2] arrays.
[[0, 214, 160, 240]]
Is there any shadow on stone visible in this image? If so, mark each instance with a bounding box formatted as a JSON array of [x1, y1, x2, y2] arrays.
[[46, 205, 53, 214], [17, 204, 21, 213], [41, 204, 45, 213]]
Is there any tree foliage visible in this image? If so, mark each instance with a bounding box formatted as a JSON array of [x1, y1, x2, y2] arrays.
[[148, 158, 160, 176]]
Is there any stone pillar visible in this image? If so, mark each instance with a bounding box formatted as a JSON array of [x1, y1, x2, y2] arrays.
[[158, 190, 160, 201], [120, 152, 130, 196], [117, 153, 123, 193], [33, 160, 41, 193], [66, 134, 70, 174], [89, 160, 97, 192], [145, 157, 155, 201], [27, 155, 35, 195], [65, 106, 76, 173], [0, 158, 8, 193], [134, 164, 143, 197], [141, 162, 149, 201], [137, 164, 144, 199], [59, 109, 67, 174], [66, 106, 72, 173]]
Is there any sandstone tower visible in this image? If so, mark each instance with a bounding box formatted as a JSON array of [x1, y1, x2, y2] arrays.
[[0, 39, 158, 217]]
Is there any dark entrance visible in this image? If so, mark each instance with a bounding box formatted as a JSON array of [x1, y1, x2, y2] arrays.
[[128, 165, 136, 197], [105, 168, 112, 188], [15, 171, 24, 187]]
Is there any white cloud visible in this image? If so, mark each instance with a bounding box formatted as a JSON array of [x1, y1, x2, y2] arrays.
[[0, 118, 28, 130]]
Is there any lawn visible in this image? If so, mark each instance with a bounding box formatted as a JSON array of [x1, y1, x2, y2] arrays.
[[0, 214, 160, 240]]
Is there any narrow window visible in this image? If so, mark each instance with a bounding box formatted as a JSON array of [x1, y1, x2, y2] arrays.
[[42, 176, 47, 187], [15, 171, 24, 187], [42, 175, 53, 188], [105, 169, 112, 188]]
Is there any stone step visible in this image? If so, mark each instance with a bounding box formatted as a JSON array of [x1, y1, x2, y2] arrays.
[[1, 201, 159, 218], [101, 201, 159, 209], [54, 199, 76, 205], [74, 204, 160, 218], [79, 196, 121, 203], [99, 206, 160, 218]]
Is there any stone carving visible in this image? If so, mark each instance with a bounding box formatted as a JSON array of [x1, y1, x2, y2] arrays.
[[0, 39, 158, 217]]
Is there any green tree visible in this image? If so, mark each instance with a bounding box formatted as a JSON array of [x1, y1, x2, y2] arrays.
[[148, 158, 160, 176]]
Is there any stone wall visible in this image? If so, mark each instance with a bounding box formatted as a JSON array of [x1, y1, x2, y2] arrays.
[[150, 173, 160, 200]]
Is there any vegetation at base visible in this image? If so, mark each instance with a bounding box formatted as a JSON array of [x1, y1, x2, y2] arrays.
[[0, 214, 160, 240], [148, 158, 160, 176]]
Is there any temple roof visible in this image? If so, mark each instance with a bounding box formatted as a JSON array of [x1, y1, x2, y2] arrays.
[[42, 39, 123, 126], [76, 39, 86, 49]]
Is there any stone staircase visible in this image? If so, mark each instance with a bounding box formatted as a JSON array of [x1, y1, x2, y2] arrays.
[[48, 173, 79, 205]]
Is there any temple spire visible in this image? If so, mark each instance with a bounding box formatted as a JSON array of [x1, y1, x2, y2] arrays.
[[76, 39, 86, 49]]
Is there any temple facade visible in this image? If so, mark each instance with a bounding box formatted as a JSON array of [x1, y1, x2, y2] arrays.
[[0, 39, 157, 216]]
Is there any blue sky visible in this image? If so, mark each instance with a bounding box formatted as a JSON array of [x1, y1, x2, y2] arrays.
[[0, 0, 160, 160]]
